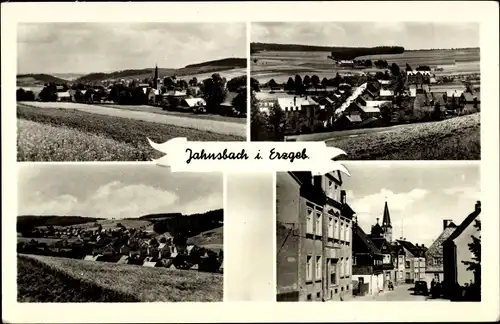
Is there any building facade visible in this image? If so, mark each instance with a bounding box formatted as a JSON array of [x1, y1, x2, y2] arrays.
[[276, 171, 355, 302]]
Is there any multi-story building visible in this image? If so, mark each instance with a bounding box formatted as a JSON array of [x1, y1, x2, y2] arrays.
[[396, 240, 426, 283], [276, 171, 355, 302]]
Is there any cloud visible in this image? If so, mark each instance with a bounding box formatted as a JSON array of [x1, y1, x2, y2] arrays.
[[19, 181, 190, 219], [178, 191, 223, 215], [443, 186, 480, 200], [350, 188, 429, 216]]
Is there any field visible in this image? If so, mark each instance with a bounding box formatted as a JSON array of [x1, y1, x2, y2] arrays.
[[251, 48, 480, 83], [288, 113, 480, 160], [17, 104, 242, 161], [18, 254, 223, 302], [98, 104, 245, 124], [187, 226, 223, 251]]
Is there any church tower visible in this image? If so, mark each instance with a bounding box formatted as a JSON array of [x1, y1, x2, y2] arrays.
[[381, 200, 393, 242], [154, 64, 159, 89]]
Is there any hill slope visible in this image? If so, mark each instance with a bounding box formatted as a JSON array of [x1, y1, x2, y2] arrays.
[[18, 254, 223, 302], [251, 42, 405, 60], [17, 74, 69, 85]]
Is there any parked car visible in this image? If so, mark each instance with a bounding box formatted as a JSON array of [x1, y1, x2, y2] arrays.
[[414, 281, 429, 295]]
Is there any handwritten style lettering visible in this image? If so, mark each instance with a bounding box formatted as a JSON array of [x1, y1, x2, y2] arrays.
[[186, 148, 250, 164], [269, 148, 309, 163]]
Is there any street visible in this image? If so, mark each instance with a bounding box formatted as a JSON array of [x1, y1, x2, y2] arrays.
[[351, 284, 448, 301]]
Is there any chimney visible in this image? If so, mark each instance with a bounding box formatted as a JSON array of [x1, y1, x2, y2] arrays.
[[376, 217, 379, 225], [293, 96, 296, 106], [475, 201, 481, 211], [340, 190, 346, 204], [422, 244, 425, 249], [416, 243, 419, 247]]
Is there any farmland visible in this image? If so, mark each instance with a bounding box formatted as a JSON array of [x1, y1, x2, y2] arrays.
[[251, 48, 480, 83], [287, 113, 480, 160], [18, 254, 223, 302], [17, 104, 242, 162]]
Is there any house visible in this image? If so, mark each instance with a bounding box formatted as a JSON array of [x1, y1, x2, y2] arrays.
[[460, 92, 481, 110], [335, 113, 363, 129], [56, 91, 71, 102], [425, 220, 457, 285], [338, 60, 354, 68], [119, 245, 131, 255], [390, 243, 407, 284], [278, 96, 321, 133], [180, 98, 206, 111], [276, 171, 355, 302], [431, 92, 447, 107], [219, 91, 238, 113], [379, 89, 394, 98], [396, 240, 426, 284], [443, 201, 481, 300], [352, 222, 384, 296]]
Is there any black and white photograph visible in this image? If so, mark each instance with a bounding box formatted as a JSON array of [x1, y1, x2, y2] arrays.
[[250, 22, 481, 161], [276, 163, 481, 302], [17, 164, 224, 302], [17, 22, 247, 162]]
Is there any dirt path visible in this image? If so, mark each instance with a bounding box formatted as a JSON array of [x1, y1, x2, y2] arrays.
[[20, 102, 246, 138]]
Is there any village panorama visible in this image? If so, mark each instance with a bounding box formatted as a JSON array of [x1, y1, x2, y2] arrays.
[[250, 22, 480, 160], [17, 164, 224, 302], [16, 22, 248, 162], [276, 163, 481, 302]]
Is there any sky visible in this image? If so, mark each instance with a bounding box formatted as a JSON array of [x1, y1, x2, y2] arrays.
[[252, 22, 479, 50], [17, 22, 246, 74], [18, 164, 223, 219], [341, 162, 480, 247]]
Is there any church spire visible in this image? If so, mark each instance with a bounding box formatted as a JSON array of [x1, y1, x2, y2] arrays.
[[382, 200, 392, 228]]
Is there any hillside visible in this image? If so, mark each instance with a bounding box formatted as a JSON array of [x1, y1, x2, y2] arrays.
[[17, 74, 68, 85], [187, 226, 223, 250], [73, 57, 246, 83], [251, 42, 405, 60], [17, 215, 104, 233], [18, 254, 223, 302]]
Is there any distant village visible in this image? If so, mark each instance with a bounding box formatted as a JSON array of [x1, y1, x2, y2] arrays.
[[16, 65, 247, 118], [17, 215, 224, 274], [276, 171, 481, 302], [253, 59, 480, 138]]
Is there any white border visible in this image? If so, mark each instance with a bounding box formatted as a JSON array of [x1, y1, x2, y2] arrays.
[[2, 1, 499, 323]]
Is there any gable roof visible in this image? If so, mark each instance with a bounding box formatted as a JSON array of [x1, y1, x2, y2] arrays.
[[277, 96, 318, 111], [444, 202, 481, 244], [396, 240, 420, 257], [183, 98, 206, 107], [353, 223, 381, 255]]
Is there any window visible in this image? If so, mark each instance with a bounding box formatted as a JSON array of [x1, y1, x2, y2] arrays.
[[334, 219, 339, 239], [345, 223, 350, 242], [346, 257, 350, 276], [353, 256, 357, 265], [340, 221, 344, 241], [406, 273, 410, 280], [307, 294, 312, 301], [328, 217, 333, 238], [306, 255, 312, 281], [316, 212, 322, 236], [405, 260, 410, 268], [306, 208, 313, 234], [331, 260, 337, 285], [399, 270, 403, 279], [316, 256, 322, 280], [316, 292, 321, 298], [340, 258, 344, 277]]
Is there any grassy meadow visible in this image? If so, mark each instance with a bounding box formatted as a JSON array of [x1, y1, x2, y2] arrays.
[[17, 104, 242, 161], [291, 113, 480, 160], [18, 254, 223, 302]]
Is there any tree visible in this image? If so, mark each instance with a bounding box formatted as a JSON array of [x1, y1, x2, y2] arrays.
[[227, 75, 246, 92], [432, 102, 441, 121], [159, 236, 167, 244], [163, 77, 175, 90], [294, 75, 303, 94], [390, 63, 400, 76], [189, 77, 198, 86], [16, 88, 26, 101], [462, 219, 481, 300], [267, 102, 289, 141], [303, 75, 311, 88], [39, 83, 58, 102], [365, 59, 373, 67], [250, 77, 260, 92], [201, 73, 227, 114], [250, 92, 268, 141], [74, 89, 84, 103], [231, 90, 247, 116], [321, 77, 329, 88], [268, 78, 278, 89], [284, 77, 295, 92], [406, 63, 413, 72], [178, 79, 188, 89], [311, 75, 320, 89], [380, 102, 393, 123]]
